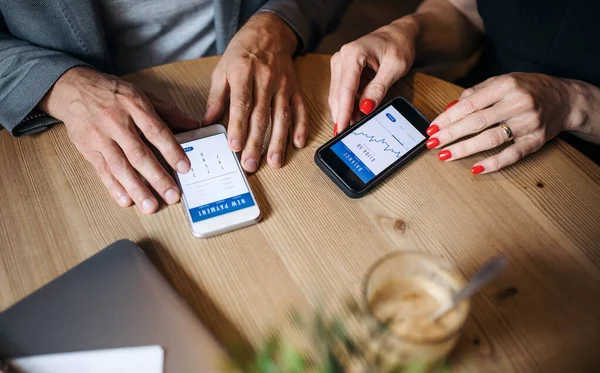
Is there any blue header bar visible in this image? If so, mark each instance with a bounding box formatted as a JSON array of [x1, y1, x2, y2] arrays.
[[331, 141, 376, 183], [189, 192, 255, 222]]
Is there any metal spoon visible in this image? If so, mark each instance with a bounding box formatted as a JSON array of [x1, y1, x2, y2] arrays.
[[432, 254, 508, 322]]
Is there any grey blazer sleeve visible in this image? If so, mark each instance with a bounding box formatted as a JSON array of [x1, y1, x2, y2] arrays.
[[0, 16, 91, 136], [259, 0, 352, 53]]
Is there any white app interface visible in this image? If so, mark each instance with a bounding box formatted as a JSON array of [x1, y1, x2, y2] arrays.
[[331, 106, 425, 183], [178, 134, 255, 222]]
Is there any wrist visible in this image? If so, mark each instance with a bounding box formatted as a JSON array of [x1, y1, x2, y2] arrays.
[[38, 66, 94, 117], [565, 79, 595, 134], [244, 12, 299, 56], [390, 15, 421, 40]]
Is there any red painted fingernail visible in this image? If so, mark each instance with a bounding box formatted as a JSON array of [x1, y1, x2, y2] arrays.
[[426, 138, 440, 149], [359, 99, 375, 115], [471, 165, 485, 175], [426, 124, 439, 136], [438, 150, 452, 161], [333, 123, 339, 136], [444, 100, 458, 111]]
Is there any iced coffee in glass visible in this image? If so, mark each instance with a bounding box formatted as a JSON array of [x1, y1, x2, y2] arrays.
[[363, 251, 470, 371]]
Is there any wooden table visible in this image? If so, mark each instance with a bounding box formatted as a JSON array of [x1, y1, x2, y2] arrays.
[[1, 55, 600, 372]]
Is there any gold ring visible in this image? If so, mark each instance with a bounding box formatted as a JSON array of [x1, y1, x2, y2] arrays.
[[500, 123, 513, 142]]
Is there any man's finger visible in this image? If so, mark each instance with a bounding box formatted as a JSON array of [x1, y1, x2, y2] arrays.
[[267, 90, 291, 168], [117, 132, 181, 206], [472, 137, 540, 174], [88, 150, 132, 207], [291, 90, 309, 148], [203, 68, 229, 126], [241, 72, 272, 173], [129, 106, 191, 175], [102, 141, 159, 214], [336, 46, 367, 133], [227, 66, 254, 152]]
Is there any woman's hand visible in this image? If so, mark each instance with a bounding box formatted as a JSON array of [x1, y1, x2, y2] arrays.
[[203, 12, 308, 173], [427, 72, 595, 174], [328, 18, 419, 135]]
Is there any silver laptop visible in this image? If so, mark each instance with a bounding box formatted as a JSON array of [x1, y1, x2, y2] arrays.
[[0, 240, 226, 372]]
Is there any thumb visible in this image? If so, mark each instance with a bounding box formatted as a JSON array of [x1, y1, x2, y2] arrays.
[[359, 61, 405, 115]]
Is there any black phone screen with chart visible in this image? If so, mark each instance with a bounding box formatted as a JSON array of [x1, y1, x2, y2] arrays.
[[177, 134, 255, 223], [330, 105, 426, 183]]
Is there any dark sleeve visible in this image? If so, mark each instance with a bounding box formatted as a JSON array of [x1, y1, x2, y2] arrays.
[[258, 0, 352, 53], [0, 13, 92, 136]]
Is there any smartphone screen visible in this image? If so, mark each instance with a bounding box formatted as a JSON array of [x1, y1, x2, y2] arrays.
[[331, 105, 426, 183], [317, 98, 429, 197], [177, 133, 256, 223]]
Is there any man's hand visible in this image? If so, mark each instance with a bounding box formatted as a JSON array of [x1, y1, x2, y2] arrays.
[[203, 12, 309, 172], [39, 67, 200, 214]]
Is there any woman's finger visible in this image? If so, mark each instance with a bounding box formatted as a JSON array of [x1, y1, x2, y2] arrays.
[[336, 45, 367, 133], [430, 79, 507, 131], [429, 101, 514, 149], [437, 123, 517, 161], [471, 137, 541, 174], [358, 57, 407, 116], [329, 53, 342, 128], [459, 76, 499, 100]]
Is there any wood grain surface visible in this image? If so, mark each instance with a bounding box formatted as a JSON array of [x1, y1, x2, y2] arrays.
[[1, 55, 600, 373]]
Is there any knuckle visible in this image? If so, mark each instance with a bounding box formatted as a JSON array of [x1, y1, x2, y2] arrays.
[[489, 156, 501, 171], [367, 82, 387, 99], [502, 74, 519, 90], [530, 113, 543, 128], [330, 53, 340, 66], [232, 94, 253, 114], [461, 88, 474, 98], [127, 144, 150, 167], [446, 125, 458, 141], [245, 140, 263, 154], [340, 43, 358, 56], [144, 122, 168, 142], [469, 112, 488, 132], [108, 155, 129, 175], [261, 69, 274, 82], [252, 109, 271, 129], [277, 107, 292, 126], [485, 130, 504, 148], [513, 146, 526, 160], [462, 98, 477, 113], [454, 142, 467, 158], [519, 93, 536, 110], [147, 173, 170, 190]]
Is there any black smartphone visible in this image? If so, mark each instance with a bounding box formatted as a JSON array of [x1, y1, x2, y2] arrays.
[[315, 97, 430, 198]]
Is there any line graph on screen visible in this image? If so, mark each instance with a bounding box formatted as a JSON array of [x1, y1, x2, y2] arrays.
[[352, 132, 405, 158]]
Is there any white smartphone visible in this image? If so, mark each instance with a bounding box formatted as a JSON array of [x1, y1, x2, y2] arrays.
[[174, 124, 261, 238]]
